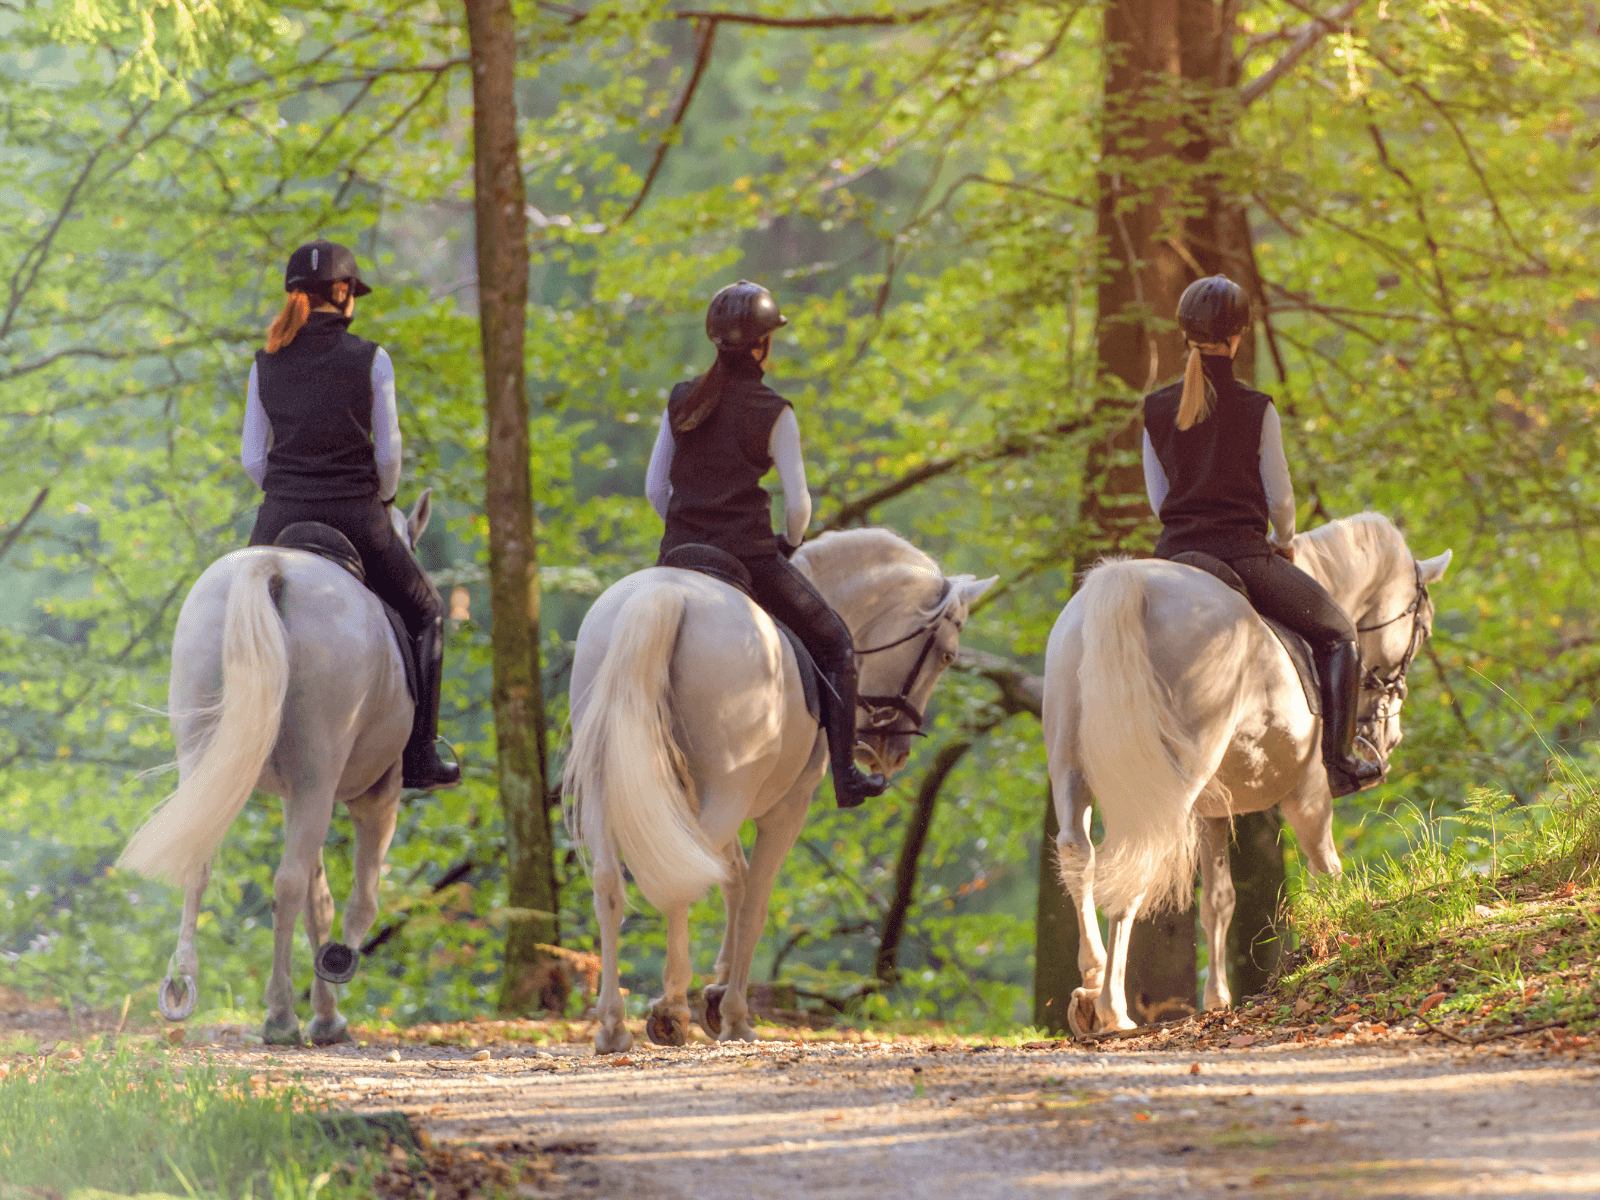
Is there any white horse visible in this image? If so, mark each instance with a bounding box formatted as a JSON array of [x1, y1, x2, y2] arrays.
[[119, 493, 435, 1046], [564, 529, 995, 1052], [1043, 513, 1451, 1035]]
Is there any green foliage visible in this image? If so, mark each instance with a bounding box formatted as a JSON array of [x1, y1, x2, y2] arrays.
[[0, 1043, 385, 1198], [2, 0, 1598, 1033]]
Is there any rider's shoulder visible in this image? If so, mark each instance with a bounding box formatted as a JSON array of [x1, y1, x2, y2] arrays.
[[747, 378, 792, 411], [1144, 380, 1183, 411]]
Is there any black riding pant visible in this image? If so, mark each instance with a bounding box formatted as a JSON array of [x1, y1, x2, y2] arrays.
[[738, 552, 854, 675], [1221, 553, 1355, 652], [248, 494, 441, 636]]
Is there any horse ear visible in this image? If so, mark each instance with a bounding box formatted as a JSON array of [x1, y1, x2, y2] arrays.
[[952, 574, 999, 606], [408, 488, 434, 547], [1416, 549, 1451, 584]]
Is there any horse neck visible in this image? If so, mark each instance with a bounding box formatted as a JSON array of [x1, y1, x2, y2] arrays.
[[1297, 522, 1411, 626], [818, 565, 946, 642]]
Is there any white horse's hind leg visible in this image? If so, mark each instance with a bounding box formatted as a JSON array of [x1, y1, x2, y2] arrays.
[[700, 838, 748, 1039], [1098, 894, 1146, 1033], [1198, 817, 1236, 1012], [1055, 768, 1118, 1038], [591, 840, 634, 1055], [647, 903, 694, 1046], [160, 858, 211, 1021], [264, 788, 335, 1046]]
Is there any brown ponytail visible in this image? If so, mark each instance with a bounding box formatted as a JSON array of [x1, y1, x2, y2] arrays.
[[266, 292, 311, 353], [668, 335, 770, 433], [264, 281, 351, 353]]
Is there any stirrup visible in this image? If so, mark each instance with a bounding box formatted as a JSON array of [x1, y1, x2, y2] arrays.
[[1327, 737, 1385, 799], [403, 736, 461, 792]]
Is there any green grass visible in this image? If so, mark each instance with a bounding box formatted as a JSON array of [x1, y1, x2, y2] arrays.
[[0, 1043, 394, 1200], [1278, 758, 1600, 1032]]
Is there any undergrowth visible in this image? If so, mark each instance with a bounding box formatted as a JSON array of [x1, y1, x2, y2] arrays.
[[0, 1043, 390, 1199], [1279, 756, 1600, 1031]]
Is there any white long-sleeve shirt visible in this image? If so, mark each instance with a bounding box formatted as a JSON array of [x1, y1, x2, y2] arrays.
[[240, 348, 403, 501], [645, 406, 812, 547], [1142, 402, 1296, 546]]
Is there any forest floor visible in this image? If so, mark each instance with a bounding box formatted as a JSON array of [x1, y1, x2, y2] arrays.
[[6, 1002, 1599, 1199]]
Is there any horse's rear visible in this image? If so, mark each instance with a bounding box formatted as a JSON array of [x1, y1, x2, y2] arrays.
[[122, 547, 411, 1044]]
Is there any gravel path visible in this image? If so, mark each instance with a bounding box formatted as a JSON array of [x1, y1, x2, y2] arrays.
[[209, 1034, 1600, 1199]]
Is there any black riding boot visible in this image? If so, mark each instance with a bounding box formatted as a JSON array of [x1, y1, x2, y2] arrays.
[[1318, 639, 1384, 799], [402, 617, 461, 791], [821, 660, 888, 810]]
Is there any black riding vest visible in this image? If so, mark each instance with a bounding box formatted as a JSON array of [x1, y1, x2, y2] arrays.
[[1143, 355, 1275, 560], [254, 311, 381, 502], [659, 359, 792, 559]]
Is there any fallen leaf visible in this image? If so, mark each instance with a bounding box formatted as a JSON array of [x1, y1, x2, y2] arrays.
[[1292, 997, 1315, 1017], [1529, 943, 1548, 957], [1331, 1013, 1362, 1026], [1554, 881, 1577, 899], [1291, 1116, 1315, 1126], [1133, 1112, 1151, 1121], [1189, 1062, 1202, 1076], [168, 1028, 186, 1046], [1418, 993, 1448, 1015], [609, 1056, 633, 1067], [824, 1114, 843, 1122], [1227, 1035, 1256, 1048]]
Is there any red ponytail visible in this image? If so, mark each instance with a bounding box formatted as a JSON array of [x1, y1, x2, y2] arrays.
[[265, 292, 311, 353]]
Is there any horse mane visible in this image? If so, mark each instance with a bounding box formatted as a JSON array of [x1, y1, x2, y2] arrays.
[[795, 528, 955, 620], [1293, 512, 1410, 592]]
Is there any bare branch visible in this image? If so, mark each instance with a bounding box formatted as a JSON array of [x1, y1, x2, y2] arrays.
[[0, 488, 48, 568], [1238, 0, 1363, 108], [618, 17, 718, 225], [672, 4, 957, 28]]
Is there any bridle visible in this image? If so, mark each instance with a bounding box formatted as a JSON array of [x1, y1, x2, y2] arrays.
[[1354, 561, 1432, 750], [853, 580, 958, 739]]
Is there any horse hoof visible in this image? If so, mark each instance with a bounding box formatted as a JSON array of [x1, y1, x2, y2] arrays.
[[157, 974, 197, 1022], [314, 942, 360, 985], [1067, 987, 1100, 1039], [718, 1022, 759, 1044], [646, 1007, 688, 1047], [263, 1016, 303, 1047], [308, 1015, 350, 1046], [700, 985, 726, 1037], [593, 1025, 634, 1055]]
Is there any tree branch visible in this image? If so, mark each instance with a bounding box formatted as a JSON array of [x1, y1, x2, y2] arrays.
[[1238, 0, 1363, 108], [0, 488, 48, 569], [671, 5, 957, 28], [618, 17, 718, 225]]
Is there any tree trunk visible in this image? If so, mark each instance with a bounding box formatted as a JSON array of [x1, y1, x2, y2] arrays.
[[464, 0, 567, 1016], [1033, 785, 1081, 1032], [1226, 809, 1287, 999]]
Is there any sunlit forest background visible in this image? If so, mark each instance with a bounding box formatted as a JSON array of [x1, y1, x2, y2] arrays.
[[3, 0, 1597, 1032]]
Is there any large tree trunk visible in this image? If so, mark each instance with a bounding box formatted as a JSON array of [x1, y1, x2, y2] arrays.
[[1033, 785, 1080, 1032], [464, 0, 567, 1016]]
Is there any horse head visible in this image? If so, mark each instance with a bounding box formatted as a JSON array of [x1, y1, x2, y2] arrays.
[[389, 488, 433, 552]]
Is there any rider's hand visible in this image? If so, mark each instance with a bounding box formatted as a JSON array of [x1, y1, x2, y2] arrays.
[[1272, 540, 1295, 563], [778, 537, 800, 559]]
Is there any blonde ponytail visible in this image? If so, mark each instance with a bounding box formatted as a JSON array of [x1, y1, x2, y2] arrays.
[[1176, 344, 1215, 430]]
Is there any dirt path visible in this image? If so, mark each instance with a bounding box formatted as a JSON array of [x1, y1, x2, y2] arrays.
[[202, 1034, 1599, 1199]]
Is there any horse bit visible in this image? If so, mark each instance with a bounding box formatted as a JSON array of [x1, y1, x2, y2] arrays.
[[1353, 561, 1432, 762], [853, 579, 959, 739]]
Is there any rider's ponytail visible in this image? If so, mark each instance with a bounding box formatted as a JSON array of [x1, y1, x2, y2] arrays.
[[266, 292, 311, 353], [264, 281, 351, 353], [1176, 344, 1215, 431], [669, 335, 771, 434]]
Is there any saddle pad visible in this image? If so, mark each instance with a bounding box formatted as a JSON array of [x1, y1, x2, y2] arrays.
[[1167, 551, 1321, 716], [272, 522, 417, 703], [658, 543, 821, 725]]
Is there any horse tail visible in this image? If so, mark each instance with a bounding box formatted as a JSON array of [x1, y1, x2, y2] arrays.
[[562, 582, 725, 911], [121, 553, 289, 888], [1075, 559, 1211, 916]]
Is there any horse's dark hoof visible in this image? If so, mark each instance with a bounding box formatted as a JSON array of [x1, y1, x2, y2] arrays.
[[308, 1015, 351, 1046], [263, 1015, 303, 1046], [314, 942, 360, 985], [700, 985, 726, 1037]]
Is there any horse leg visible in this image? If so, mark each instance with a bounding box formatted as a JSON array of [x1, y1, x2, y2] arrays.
[[302, 850, 348, 1045], [701, 840, 749, 1037], [1281, 787, 1342, 877], [646, 903, 693, 1047], [1097, 893, 1146, 1033], [715, 784, 810, 1043], [1198, 817, 1235, 1012], [306, 775, 400, 1046], [591, 839, 634, 1054], [158, 857, 211, 1022], [263, 789, 335, 1047], [1054, 767, 1111, 1038]]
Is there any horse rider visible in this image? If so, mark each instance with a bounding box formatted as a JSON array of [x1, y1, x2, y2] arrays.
[[240, 239, 460, 792], [645, 280, 888, 810], [1142, 274, 1384, 798]]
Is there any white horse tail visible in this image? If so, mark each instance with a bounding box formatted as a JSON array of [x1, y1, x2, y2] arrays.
[[1075, 559, 1208, 916], [121, 553, 289, 888], [564, 582, 726, 911]]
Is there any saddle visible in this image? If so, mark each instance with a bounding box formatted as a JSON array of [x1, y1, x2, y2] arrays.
[[657, 543, 823, 725], [1168, 551, 1321, 716], [272, 522, 418, 703]]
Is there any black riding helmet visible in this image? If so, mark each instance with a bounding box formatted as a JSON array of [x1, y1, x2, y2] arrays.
[[706, 280, 786, 350], [1176, 274, 1248, 345], [284, 239, 372, 297]]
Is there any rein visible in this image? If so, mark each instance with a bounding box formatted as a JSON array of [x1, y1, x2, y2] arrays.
[[853, 579, 956, 738], [1354, 561, 1431, 747]]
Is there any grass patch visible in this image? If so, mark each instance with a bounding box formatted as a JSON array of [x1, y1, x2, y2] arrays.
[[1279, 761, 1600, 1033], [0, 1043, 392, 1199]]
